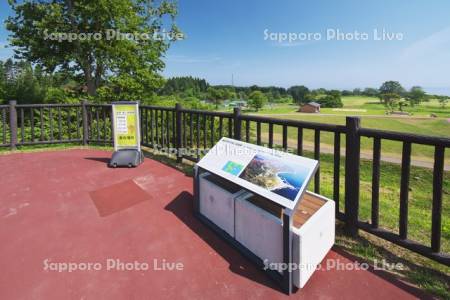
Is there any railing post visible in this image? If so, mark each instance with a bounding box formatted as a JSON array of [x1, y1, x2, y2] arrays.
[[81, 100, 89, 145], [9, 100, 17, 150], [175, 103, 182, 163], [344, 116, 361, 236], [233, 107, 241, 140]]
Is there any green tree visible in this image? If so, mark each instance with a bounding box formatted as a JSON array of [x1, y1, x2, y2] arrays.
[[222, 88, 236, 101], [248, 90, 267, 111], [271, 90, 281, 100], [363, 87, 379, 97], [317, 90, 343, 108], [381, 93, 401, 112], [379, 81, 404, 95], [0, 60, 47, 103], [288, 85, 310, 105], [341, 90, 353, 96], [207, 87, 226, 109], [352, 88, 361, 95], [6, 0, 180, 98], [407, 86, 426, 106], [437, 96, 449, 108], [379, 81, 404, 108], [161, 76, 209, 97]]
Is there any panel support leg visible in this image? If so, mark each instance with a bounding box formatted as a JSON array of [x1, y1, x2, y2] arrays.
[[193, 166, 200, 214], [282, 211, 293, 295]]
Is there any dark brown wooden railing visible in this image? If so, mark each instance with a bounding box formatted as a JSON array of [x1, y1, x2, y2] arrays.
[[357, 128, 450, 264], [0, 100, 448, 266], [0, 101, 114, 147], [0, 104, 9, 147]]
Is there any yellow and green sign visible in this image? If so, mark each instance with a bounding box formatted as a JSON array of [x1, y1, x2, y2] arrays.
[[112, 102, 140, 150]]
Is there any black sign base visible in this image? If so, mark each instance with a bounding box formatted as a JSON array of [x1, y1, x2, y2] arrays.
[[109, 149, 144, 168]]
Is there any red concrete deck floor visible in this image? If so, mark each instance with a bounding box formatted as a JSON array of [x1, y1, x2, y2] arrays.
[[0, 149, 430, 299]]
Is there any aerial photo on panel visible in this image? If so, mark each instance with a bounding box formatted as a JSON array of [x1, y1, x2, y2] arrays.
[[239, 153, 310, 201]]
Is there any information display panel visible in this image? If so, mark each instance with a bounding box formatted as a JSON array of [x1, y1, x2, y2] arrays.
[[197, 137, 318, 210], [111, 102, 140, 151]]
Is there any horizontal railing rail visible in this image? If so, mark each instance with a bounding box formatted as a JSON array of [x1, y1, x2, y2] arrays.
[[241, 114, 347, 133], [359, 128, 450, 147], [180, 108, 234, 117], [17, 103, 81, 108], [1, 100, 448, 266]]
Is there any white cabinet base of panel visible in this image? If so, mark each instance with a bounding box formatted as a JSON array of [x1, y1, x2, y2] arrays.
[[292, 192, 335, 289], [198, 173, 244, 237], [235, 193, 284, 272]]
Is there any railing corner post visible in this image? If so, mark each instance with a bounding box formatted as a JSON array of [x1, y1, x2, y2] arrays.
[[344, 116, 361, 237], [81, 100, 89, 146], [233, 107, 241, 140], [175, 103, 183, 163], [9, 100, 17, 150]]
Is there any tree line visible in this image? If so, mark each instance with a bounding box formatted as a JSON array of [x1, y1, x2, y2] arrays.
[[288, 82, 449, 110], [2, 64, 448, 111]]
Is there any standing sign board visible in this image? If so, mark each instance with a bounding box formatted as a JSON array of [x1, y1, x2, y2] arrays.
[[109, 102, 143, 168], [196, 137, 318, 211], [112, 102, 140, 151]]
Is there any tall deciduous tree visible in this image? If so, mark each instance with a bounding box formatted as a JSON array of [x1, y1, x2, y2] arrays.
[[288, 85, 310, 105], [407, 86, 427, 106], [6, 0, 180, 98], [381, 93, 401, 112], [206, 87, 224, 108], [379, 81, 404, 96], [317, 90, 343, 108], [248, 90, 267, 111], [379, 81, 404, 108]]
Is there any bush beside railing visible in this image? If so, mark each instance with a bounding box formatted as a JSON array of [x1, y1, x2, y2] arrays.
[[1, 100, 449, 266]]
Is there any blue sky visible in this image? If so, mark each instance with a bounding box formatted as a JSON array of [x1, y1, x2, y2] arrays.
[[1, 1, 450, 93]]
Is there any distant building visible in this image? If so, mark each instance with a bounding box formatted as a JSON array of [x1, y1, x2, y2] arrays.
[[226, 100, 247, 108], [300, 102, 320, 113]]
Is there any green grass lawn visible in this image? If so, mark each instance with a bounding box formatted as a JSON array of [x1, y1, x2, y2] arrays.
[[341, 95, 378, 106], [239, 96, 450, 162], [254, 96, 450, 117]]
